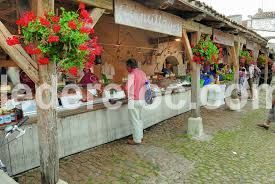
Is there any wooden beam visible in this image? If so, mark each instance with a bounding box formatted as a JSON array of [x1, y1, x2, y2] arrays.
[[34, 0, 59, 184], [90, 8, 105, 28], [0, 21, 39, 83], [78, 0, 113, 11], [182, 19, 212, 35], [149, 36, 176, 45]]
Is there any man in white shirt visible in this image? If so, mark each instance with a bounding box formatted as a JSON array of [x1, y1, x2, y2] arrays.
[[101, 61, 115, 80]]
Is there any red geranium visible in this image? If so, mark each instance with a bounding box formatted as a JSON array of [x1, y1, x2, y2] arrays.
[[51, 16, 59, 23], [68, 20, 77, 30], [48, 35, 59, 43], [52, 25, 61, 33], [90, 28, 95, 34], [39, 17, 51, 26], [94, 46, 103, 55], [6, 36, 20, 46], [25, 44, 41, 55], [85, 61, 94, 69], [80, 26, 91, 34], [89, 53, 96, 62], [38, 57, 50, 65], [79, 43, 88, 51], [79, 2, 85, 10], [68, 66, 78, 76], [16, 12, 36, 27]]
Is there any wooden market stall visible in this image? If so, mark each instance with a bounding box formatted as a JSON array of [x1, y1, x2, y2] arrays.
[[0, 0, 269, 180]]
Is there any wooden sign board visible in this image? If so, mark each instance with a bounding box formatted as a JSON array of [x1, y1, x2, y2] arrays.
[[114, 0, 182, 37], [213, 29, 234, 47]]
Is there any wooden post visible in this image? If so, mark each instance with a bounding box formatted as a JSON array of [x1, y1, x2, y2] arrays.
[[182, 30, 201, 118], [232, 41, 241, 85], [182, 29, 203, 137], [264, 54, 269, 84], [33, 0, 59, 184]]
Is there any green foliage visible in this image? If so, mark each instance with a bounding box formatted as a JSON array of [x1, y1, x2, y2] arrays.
[[192, 35, 220, 64]]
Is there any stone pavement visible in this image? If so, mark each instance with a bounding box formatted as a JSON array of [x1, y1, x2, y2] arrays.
[[18, 102, 275, 184]]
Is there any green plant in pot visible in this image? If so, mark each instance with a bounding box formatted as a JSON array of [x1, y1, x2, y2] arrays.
[[192, 35, 220, 64], [6, 3, 102, 76], [239, 50, 252, 65], [258, 54, 268, 66]]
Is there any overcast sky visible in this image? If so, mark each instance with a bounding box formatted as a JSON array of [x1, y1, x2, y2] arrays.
[[199, 0, 275, 20]]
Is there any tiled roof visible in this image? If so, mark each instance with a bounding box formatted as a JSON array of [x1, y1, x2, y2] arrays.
[[253, 11, 275, 19], [175, 0, 267, 44]]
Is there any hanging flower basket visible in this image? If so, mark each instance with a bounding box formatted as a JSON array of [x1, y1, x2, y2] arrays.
[[257, 54, 268, 66], [239, 50, 253, 65], [6, 3, 102, 77], [192, 35, 220, 65]]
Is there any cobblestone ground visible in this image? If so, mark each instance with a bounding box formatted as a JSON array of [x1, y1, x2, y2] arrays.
[[18, 101, 275, 184]]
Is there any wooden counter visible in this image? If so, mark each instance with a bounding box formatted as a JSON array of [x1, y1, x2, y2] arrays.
[[0, 90, 191, 176]]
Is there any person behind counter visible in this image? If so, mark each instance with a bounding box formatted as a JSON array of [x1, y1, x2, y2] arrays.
[[162, 60, 173, 77], [79, 67, 99, 102], [124, 58, 147, 145]]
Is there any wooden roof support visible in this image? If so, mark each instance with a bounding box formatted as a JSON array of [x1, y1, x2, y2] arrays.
[[90, 8, 105, 28], [77, 0, 113, 11], [0, 21, 39, 83]]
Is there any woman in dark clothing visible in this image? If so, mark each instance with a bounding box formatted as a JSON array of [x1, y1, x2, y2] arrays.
[[79, 68, 99, 102]]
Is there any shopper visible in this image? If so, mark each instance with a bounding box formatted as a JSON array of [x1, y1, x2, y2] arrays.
[[125, 58, 147, 145], [257, 62, 275, 131]]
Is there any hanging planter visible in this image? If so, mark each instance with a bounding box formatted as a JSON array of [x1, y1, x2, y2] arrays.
[[239, 50, 253, 65], [6, 3, 102, 77], [257, 54, 268, 66], [192, 35, 220, 65]]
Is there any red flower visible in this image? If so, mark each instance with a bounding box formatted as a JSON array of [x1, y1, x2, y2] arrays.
[[80, 9, 90, 19], [68, 66, 78, 76], [38, 57, 50, 65], [48, 35, 59, 43], [94, 45, 103, 55], [203, 47, 207, 52], [79, 43, 88, 51], [25, 44, 41, 55], [80, 26, 91, 34], [68, 20, 77, 30], [195, 52, 200, 56], [52, 16, 59, 23], [6, 36, 20, 46], [16, 12, 36, 27], [89, 53, 96, 62], [79, 2, 85, 10], [85, 61, 94, 69], [90, 28, 95, 34], [191, 43, 195, 48], [80, 10, 93, 23], [219, 48, 223, 52], [216, 44, 221, 48], [39, 17, 51, 26], [52, 25, 61, 33], [201, 57, 206, 61]]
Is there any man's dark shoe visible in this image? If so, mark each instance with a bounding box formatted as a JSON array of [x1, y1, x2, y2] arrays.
[[257, 123, 270, 130]]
